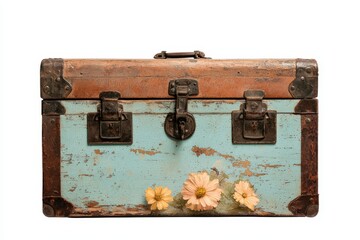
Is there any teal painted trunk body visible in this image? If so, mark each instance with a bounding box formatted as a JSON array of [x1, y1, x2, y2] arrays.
[[59, 100, 301, 216]]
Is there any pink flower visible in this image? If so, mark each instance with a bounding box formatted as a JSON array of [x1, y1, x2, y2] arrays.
[[181, 172, 222, 211], [233, 181, 259, 211]]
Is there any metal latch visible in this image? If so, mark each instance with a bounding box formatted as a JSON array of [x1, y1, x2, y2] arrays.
[[164, 79, 198, 140], [87, 91, 132, 145], [232, 90, 276, 144]]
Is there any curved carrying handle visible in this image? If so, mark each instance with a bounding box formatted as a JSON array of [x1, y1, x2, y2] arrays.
[[154, 51, 210, 59]]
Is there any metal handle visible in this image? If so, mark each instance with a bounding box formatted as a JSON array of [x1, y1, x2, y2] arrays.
[[154, 51, 210, 59]]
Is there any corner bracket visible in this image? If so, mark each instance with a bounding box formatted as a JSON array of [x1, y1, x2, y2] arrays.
[[289, 59, 318, 98], [40, 58, 72, 99]]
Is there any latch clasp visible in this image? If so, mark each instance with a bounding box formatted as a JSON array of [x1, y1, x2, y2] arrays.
[[164, 79, 198, 140], [87, 91, 132, 145], [232, 90, 277, 144]]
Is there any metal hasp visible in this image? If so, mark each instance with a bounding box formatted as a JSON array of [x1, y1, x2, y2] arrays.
[[164, 79, 198, 140], [87, 91, 132, 145], [232, 90, 277, 144]]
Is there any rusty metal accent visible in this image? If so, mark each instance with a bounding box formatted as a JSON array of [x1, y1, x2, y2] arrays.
[[294, 99, 318, 114], [300, 115, 318, 195], [42, 100, 66, 115], [87, 91, 132, 145], [43, 116, 74, 217], [43, 116, 61, 197], [288, 114, 318, 217], [43, 197, 74, 217], [232, 90, 277, 144], [41, 58, 72, 99], [288, 59, 318, 98], [288, 195, 319, 217], [154, 51, 210, 59], [164, 79, 198, 140]]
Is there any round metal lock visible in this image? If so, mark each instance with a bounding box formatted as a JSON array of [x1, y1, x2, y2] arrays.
[[164, 113, 196, 140]]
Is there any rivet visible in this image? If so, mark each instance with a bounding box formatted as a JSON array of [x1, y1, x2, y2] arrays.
[[300, 76, 305, 81], [306, 67, 312, 74], [43, 204, 55, 217], [44, 85, 50, 93], [50, 119, 55, 124], [306, 118, 311, 123], [64, 86, 70, 91], [56, 77, 61, 82], [290, 85, 295, 91]]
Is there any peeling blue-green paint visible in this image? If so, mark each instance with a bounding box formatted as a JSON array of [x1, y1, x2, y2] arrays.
[[60, 100, 301, 215]]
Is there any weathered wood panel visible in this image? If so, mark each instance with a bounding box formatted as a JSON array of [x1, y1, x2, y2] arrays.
[[62, 59, 297, 99]]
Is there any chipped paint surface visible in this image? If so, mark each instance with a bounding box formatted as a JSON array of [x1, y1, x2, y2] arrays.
[[94, 149, 104, 155], [232, 160, 251, 168], [259, 164, 285, 169], [61, 99, 300, 115], [130, 148, 160, 156], [60, 100, 301, 215]]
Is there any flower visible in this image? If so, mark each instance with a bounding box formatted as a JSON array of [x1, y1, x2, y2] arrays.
[[181, 172, 222, 211], [233, 181, 259, 211], [145, 186, 173, 211]]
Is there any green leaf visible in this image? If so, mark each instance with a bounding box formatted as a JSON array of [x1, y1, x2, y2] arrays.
[[169, 192, 186, 209]]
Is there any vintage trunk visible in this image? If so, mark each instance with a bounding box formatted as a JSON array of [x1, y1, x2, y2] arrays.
[[41, 51, 318, 217]]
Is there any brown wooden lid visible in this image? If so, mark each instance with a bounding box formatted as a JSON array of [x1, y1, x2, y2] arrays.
[[40, 58, 317, 99]]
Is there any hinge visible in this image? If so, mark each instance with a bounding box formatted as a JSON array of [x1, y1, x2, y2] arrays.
[[164, 79, 198, 140], [87, 91, 132, 145], [232, 90, 277, 144]]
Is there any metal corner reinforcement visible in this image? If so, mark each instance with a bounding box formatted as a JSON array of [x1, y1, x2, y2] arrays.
[[40, 58, 72, 99], [288, 59, 318, 98]]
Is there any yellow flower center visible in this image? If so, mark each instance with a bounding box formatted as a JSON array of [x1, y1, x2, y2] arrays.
[[195, 187, 206, 199], [242, 193, 247, 198], [154, 194, 162, 201]]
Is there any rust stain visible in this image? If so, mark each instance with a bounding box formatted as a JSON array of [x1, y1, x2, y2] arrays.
[[192, 146, 235, 160], [130, 148, 160, 156], [94, 149, 104, 155], [201, 100, 237, 106], [232, 160, 251, 168], [192, 146, 217, 157], [259, 164, 284, 169], [85, 200, 99, 208], [79, 174, 93, 177], [218, 153, 234, 159], [241, 168, 267, 177], [69, 186, 77, 192], [72, 204, 151, 216], [293, 163, 301, 166], [93, 156, 100, 166]]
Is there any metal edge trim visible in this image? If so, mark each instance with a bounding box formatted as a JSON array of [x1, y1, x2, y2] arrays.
[[42, 116, 74, 217], [288, 114, 319, 217]]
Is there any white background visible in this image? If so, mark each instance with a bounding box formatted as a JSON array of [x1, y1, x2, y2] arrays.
[[1, 0, 359, 239]]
